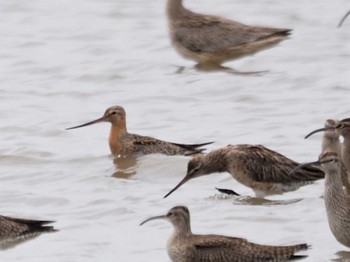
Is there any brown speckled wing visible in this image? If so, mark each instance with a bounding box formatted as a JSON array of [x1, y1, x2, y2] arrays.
[[238, 145, 324, 183], [132, 134, 186, 155], [132, 134, 211, 155], [0, 215, 56, 243], [193, 234, 307, 262], [174, 15, 290, 53], [192, 235, 249, 261], [247, 242, 308, 261], [0, 216, 31, 239]]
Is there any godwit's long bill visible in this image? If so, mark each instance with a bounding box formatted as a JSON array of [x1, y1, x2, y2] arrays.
[[67, 105, 213, 158]]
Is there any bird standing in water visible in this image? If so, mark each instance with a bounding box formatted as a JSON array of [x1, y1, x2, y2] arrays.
[[67, 105, 213, 158], [167, 0, 291, 68], [140, 206, 309, 262], [164, 144, 324, 198]]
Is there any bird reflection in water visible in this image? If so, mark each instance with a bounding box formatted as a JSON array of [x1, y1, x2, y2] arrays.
[[333, 251, 350, 261], [111, 156, 138, 179]]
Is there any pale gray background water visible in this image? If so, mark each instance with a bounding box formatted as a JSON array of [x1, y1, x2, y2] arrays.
[[0, 0, 350, 261]]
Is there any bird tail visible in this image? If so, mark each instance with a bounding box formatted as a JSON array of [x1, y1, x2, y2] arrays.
[[171, 141, 214, 155]]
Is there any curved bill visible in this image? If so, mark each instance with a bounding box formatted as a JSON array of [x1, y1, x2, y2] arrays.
[[304, 127, 335, 139], [338, 10, 350, 28], [163, 175, 191, 198], [66, 116, 106, 130], [289, 161, 320, 175], [140, 215, 166, 226]]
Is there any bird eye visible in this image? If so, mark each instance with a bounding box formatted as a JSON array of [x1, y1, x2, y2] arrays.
[[168, 212, 174, 217], [111, 111, 117, 115]]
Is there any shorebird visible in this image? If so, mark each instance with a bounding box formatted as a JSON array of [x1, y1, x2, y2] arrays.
[[306, 118, 350, 184], [292, 152, 350, 248], [338, 10, 350, 27], [140, 206, 309, 262], [333, 118, 350, 174], [167, 0, 291, 67], [164, 144, 324, 198], [67, 106, 213, 158], [0, 215, 57, 249], [305, 119, 350, 193]]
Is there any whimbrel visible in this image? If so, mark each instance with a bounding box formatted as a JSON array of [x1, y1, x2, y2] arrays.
[[67, 106, 213, 158], [305, 119, 350, 193], [338, 10, 350, 27], [164, 144, 324, 198], [140, 206, 309, 262], [0, 215, 56, 249], [305, 118, 350, 192], [167, 0, 291, 67], [292, 152, 350, 248]]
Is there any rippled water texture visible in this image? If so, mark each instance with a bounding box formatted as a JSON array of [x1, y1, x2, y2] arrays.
[[0, 0, 350, 261]]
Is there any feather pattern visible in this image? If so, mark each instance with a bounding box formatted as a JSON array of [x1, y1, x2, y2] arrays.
[[0, 215, 57, 249], [165, 144, 324, 198], [141, 206, 309, 262], [167, 0, 291, 65]]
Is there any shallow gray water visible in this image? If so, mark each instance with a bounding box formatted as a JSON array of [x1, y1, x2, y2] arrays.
[[0, 0, 350, 261]]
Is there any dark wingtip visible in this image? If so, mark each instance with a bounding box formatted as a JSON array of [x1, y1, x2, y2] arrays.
[[283, 29, 293, 35], [215, 188, 240, 196], [199, 141, 215, 147], [289, 255, 308, 261], [39, 220, 56, 225], [174, 141, 214, 156], [31, 220, 58, 233], [289, 243, 310, 260], [42, 226, 58, 233], [272, 28, 292, 37]]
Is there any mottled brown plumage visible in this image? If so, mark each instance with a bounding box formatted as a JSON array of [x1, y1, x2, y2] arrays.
[[167, 0, 291, 66], [319, 119, 342, 155], [294, 152, 350, 248], [67, 105, 213, 158], [141, 206, 309, 262], [164, 144, 324, 198], [0, 215, 57, 249], [334, 118, 350, 175], [305, 118, 350, 193]]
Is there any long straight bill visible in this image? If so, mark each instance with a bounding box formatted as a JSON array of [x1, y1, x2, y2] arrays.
[[66, 116, 106, 130]]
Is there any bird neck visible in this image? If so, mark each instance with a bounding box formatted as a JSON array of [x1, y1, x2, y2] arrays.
[[341, 143, 350, 171], [324, 165, 344, 194], [167, 0, 187, 19], [109, 121, 128, 152], [203, 149, 228, 174], [324, 165, 349, 215], [342, 137, 350, 153], [172, 219, 192, 238], [322, 136, 341, 155]]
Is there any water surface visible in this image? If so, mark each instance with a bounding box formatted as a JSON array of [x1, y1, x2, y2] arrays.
[[0, 0, 349, 261]]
